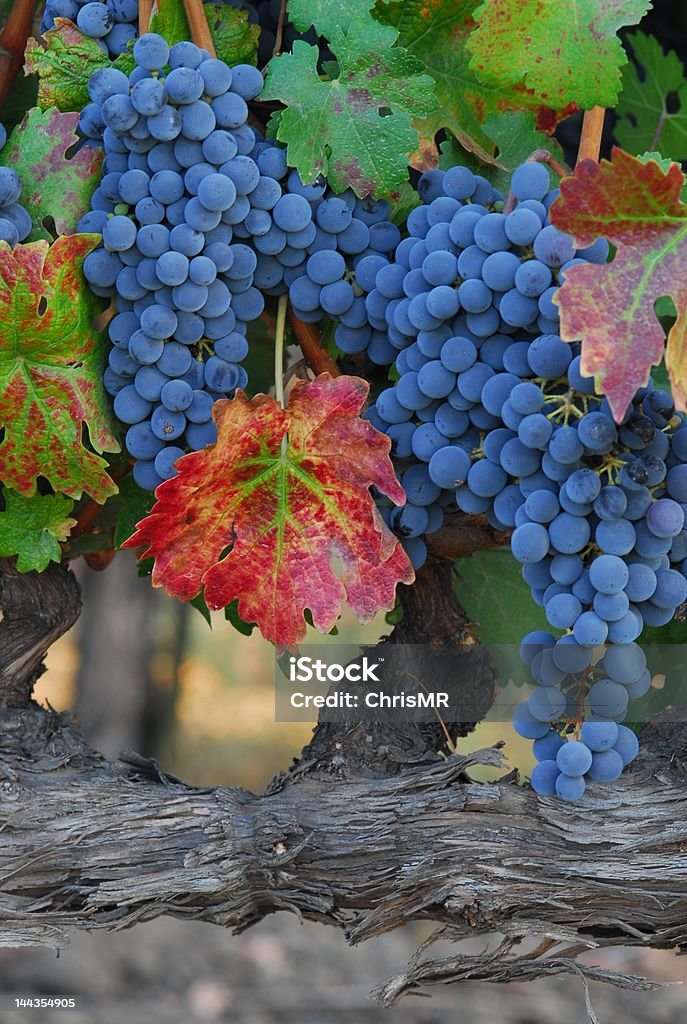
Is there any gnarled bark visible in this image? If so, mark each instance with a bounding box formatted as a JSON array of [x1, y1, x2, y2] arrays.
[[0, 558, 686, 1008]]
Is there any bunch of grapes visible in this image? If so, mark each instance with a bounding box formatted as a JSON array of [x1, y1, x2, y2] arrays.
[[80, 34, 266, 491], [0, 124, 31, 247], [42, 0, 138, 57], [82, 33, 400, 491], [359, 158, 687, 797], [245, 140, 401, 325], [517, 635, 643, 799]]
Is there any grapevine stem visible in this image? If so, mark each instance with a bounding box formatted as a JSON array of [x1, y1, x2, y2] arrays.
[[274, 293, 288, 409], [288, 307, 341, 377], [577, 106, 605, 166], [182, 0, 217, 57], [138, 0, 153, 34], [0, 0, 40, 109], [502, 148, 573, 213]]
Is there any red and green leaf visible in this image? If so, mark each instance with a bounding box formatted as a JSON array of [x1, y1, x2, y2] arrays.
[[0, 108, 103, 241], [24, 20, 115, 112], [0, 234, 120, 501], [552, 149, 687, 419], [377, 0, 569, 163], [124, 376, 414, 645], [467, 0, 650, 110]]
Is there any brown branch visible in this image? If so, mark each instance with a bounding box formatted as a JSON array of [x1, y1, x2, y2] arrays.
[[577, 107, 605, 166], [426, 511, 509, 560], [288, 305, 341, 377], [138, 0, 153, 34], [182, 0, 216, 56], [0, 0, 40, 109]]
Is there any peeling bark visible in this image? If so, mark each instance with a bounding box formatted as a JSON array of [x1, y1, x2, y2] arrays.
[[0, 558, 686, 1008]]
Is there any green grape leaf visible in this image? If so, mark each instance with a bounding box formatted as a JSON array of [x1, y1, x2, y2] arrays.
[[150, 0, 190, 47], [377, 0, 566, 166], [467, 0, 651, 110], [615, 33, 687, 162], [0, 234, 120, 501], [287, 0, 374, 37], [387, 179, 420, 225], [113, 475, 155, 549], [0, 487, 76, 573], [262, 33, 436, 197], [24, 19, 112, 112], [454, 549, 548, 645], [0, 108, 103, 242], [439, 112, 565, 195], [206, 4, 260, 66]]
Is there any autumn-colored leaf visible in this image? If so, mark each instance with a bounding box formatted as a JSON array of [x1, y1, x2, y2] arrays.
[[0, 487, 75, 572], [552, 149, 687, 420], [0, 234, 120, 501], [124, 376, 414, 645], [377, 0, 567, 163], [467, 0, 650, 110], [0, 108, 102, 241]]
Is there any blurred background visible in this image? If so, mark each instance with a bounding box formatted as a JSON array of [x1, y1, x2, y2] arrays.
[[0, 552, 686, 1023]]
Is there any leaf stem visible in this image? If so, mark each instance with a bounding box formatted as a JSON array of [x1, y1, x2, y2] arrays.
[[275, 293, 288, 409], [502, 148, 573, 213], [272, 0, 287, 61], [576, 107, 605, 166]]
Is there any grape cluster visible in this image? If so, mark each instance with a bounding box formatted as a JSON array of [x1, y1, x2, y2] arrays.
[[359, 158, 687, 796], [0, 124, 31, 247], [42, 0, 138, 57], [244, 142, 401, 325], [517, 635, 643, 800], [83, 34, 399, 491], [80, 34, 265, 490]]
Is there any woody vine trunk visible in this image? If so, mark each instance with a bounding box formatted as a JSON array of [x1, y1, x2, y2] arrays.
[[0, 557, 686, 1004]]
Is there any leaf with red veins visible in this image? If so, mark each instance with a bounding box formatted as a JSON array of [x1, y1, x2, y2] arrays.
[[124, 376, 414, 645], [0, 234, 119, 501], [552, 149, 687, 420]]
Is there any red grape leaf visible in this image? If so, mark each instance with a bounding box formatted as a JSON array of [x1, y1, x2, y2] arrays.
[[0, 234, 120, 501], [467, 0, 650, 109], [124, 376, 414, 645], [552, 149, 687, 420]]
